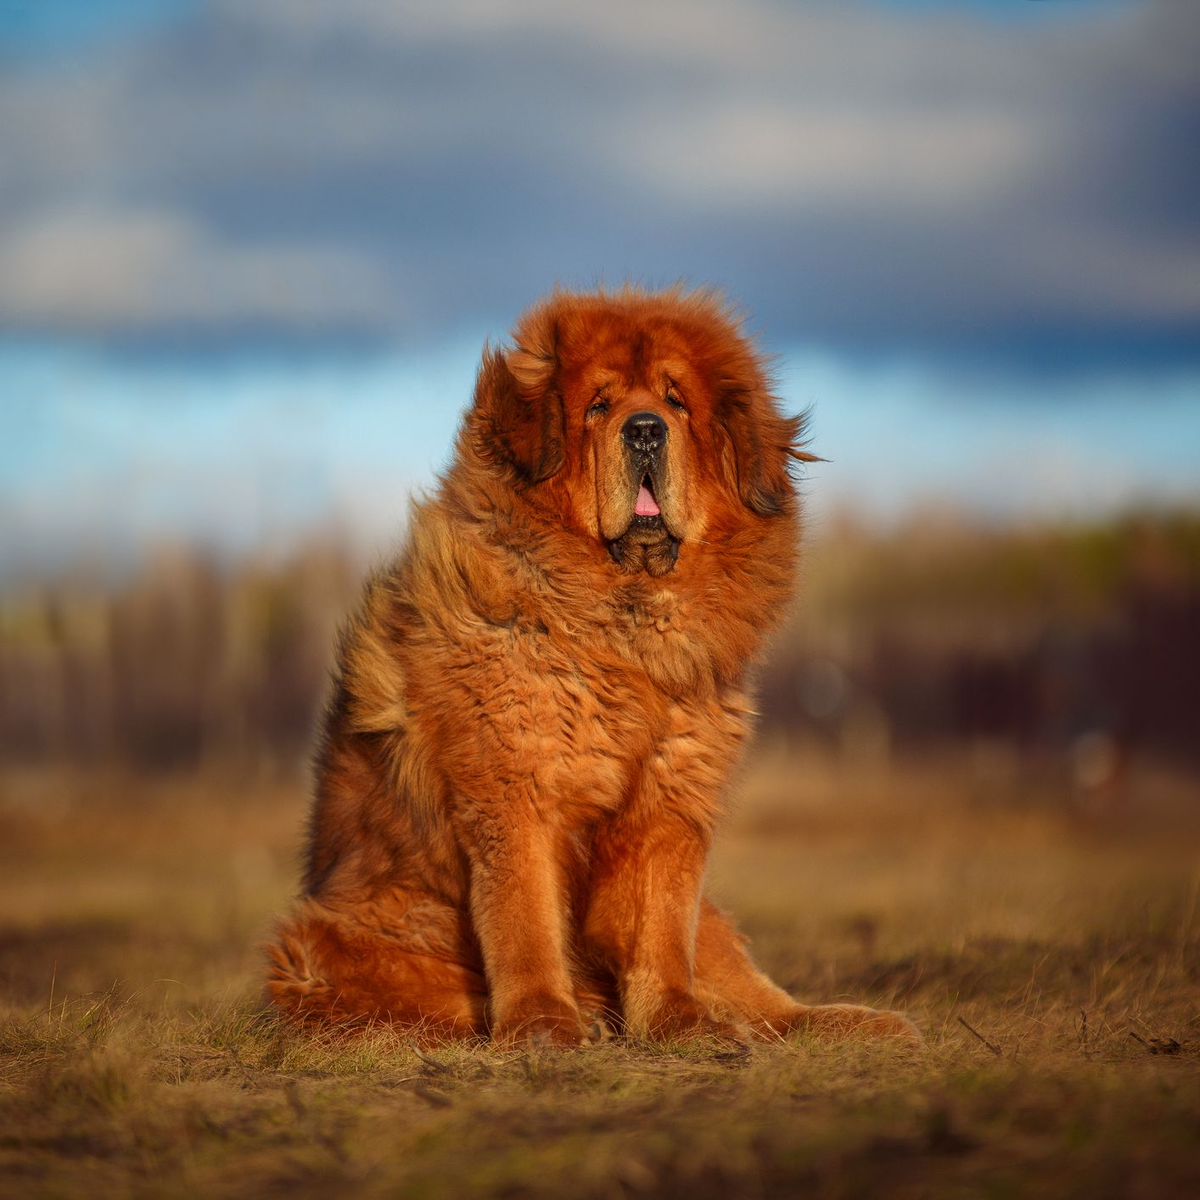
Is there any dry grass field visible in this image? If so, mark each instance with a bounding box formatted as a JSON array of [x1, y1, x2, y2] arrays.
[[1, 746, 1197, 1199]]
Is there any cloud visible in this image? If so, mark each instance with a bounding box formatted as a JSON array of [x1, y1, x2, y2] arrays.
[[0, 0, 1196, 364], [0, 207, 399, 332], [626, 104, 1037, 210]]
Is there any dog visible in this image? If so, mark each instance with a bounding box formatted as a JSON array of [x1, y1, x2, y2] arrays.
[[266, 286, 916, 1046]]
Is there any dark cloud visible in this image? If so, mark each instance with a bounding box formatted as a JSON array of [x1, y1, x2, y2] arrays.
[[0, 0, 1197, 367]]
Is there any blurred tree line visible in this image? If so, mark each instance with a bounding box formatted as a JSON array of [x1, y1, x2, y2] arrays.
[[765, 510, 1200, 779], [0, 544, 357, 773], [1, 512, 1197, 780]]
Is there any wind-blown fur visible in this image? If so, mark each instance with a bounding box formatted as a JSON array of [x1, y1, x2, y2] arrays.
[[266, 287, 916, 1046]]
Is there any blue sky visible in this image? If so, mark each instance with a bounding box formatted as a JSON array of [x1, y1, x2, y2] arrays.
[[6, 336, 1198, 576], [0, 0, 198, 54], [1, 0, 1197, 573]]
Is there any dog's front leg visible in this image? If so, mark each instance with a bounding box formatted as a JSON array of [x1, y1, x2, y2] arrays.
[[457, 801, 589, 1047], [584, 810, 745, 1043]]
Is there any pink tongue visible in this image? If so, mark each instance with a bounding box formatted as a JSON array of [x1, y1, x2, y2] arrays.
[[635, 483, 660, 517]]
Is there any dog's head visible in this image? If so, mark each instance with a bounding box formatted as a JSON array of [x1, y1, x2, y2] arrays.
[[472, 287, 813, 576]]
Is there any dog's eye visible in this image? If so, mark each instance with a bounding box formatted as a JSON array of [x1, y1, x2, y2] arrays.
[[587, 399, 609, 418], [666, 390, 686, 412]]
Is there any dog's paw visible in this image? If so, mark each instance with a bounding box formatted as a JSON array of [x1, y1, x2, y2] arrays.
[[492, 994, 590, 1048], [757, 1003, 921, 1045], [635, 990, 751, 1048]]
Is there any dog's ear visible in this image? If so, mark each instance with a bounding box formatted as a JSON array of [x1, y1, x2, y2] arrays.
[[473, 315, 564, 483], [723, 393, 818, 517]]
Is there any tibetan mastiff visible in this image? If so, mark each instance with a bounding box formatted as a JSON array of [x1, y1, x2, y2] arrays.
[[266, 287, 915, 1046]]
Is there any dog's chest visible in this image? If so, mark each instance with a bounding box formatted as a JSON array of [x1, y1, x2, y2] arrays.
[[524, 639, 753, 825]]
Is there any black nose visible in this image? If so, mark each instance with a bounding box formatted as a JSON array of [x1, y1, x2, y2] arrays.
[[622, 411, 667, 455]]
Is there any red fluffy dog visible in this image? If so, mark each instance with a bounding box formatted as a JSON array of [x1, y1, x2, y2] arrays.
[[266, 287, 916, 1046]]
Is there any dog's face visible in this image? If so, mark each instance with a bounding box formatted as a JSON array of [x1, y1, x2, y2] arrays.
[[473, 289, 811, 576]]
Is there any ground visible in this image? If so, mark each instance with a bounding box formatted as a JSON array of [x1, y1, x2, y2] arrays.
[[1, 747, 1197, 1198]]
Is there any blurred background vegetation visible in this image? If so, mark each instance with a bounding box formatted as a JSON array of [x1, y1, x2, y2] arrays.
[[3, 508, 1196, 805]]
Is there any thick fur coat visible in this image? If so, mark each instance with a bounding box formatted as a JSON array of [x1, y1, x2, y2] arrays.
[[266, 287, 915, 1046]]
